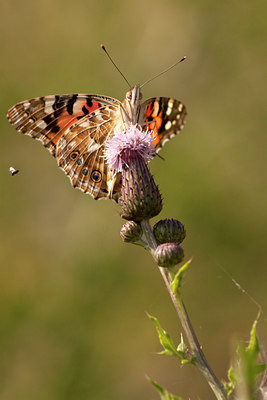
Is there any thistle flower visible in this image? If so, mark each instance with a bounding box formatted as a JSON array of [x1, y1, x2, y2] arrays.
[[105, 124, 162, 221], [104, 124, 155, 172]]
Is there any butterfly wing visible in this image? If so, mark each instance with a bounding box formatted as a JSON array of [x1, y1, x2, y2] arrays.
[[56, 108, 123, 200], [7, 93, 187, 200], [139, 97, 187, 151], [7, 94, 122, 200]]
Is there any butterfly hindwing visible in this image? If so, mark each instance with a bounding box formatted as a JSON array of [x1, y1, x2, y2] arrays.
[[56, 106, 122, 200]]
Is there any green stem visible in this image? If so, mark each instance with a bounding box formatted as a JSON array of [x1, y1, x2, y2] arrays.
[[141, 220, 228, 400]]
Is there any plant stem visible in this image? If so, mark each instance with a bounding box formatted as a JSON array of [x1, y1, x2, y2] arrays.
[[141, 220, 228, 400]]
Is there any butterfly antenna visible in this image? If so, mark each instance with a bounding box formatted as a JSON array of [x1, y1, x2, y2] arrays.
[[101, 44, 131, 89], [140, 56, 187, 88]]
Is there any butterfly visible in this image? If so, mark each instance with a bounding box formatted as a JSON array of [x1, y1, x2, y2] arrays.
[[7, 85, 186, 201]]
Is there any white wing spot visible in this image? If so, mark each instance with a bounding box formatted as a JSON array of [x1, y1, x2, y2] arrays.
[[87, 140, 101, 154], [10, 108, 19, 120], [45, 105, 54, 114], [161, 137, 170, 146], [73, 102, 82, 114], [166, 100, 174, 116], [23, 102, 30, 108], [67, 141, 76, 150], [79, 121, 90, 128], [36, 120, 47, 130], [165, 121, 172, 130], [178, 104, 183, 112], [58, 137, 67, 150], [107, 177, 116, 197]]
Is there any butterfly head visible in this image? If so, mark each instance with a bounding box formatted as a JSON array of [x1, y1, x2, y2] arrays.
[[125, 84, 142, 105], [122, 85, 143, 125]]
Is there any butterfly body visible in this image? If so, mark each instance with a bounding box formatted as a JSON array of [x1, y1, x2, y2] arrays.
[[121, 84, 142, 125], [7, 85, 186, 201]]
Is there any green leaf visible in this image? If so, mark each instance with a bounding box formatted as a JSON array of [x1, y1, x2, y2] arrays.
[[237, 319, 266, 392], [224, 366, 239, 397], [177, 333, 186, 354], [176, 334, 195, 364], [228, 318, 267, 399], [148, 314, 185, 359], [148, 377, 184, 400], [181, 356, 196, 365], [170, 259, 192, 296]]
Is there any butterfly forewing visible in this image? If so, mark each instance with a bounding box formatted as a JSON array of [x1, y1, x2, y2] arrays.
[[7, 94, 120, 154], [139, 97, 187, 151], [7, 94, 123, 200]]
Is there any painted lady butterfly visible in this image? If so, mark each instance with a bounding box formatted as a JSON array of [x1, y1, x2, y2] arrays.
[[7, 85, 186, 201]]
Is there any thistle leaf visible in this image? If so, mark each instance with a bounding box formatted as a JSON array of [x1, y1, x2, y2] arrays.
[[225, 318, 267, 399], [224, 366, 239, 397], [171, 259, 192, 295], [148, 377, 184, 400], [236, 319, 266, 398], [148, 314, 184, 359]]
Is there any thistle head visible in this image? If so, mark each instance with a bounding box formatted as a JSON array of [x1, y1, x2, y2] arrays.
[[105, 124, 162, 221]]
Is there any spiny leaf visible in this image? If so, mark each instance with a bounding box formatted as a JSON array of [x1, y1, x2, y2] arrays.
[[224, 366, 239, 397], [148, 314, 184, 358], [148, 377, 184, 400], [227, 318, 267, 399], [170, 259, 192, 296], [237, 319, 266, 389], [239, 319, 260, 358]]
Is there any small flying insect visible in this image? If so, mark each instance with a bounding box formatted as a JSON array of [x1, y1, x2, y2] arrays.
[[9, 166, 19, 176]]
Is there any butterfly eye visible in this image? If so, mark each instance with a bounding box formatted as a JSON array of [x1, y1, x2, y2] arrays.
[[70, 151, 79, 160], [91, 170, 102, 183]]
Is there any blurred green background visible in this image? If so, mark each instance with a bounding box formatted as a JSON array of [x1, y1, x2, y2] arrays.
[[1, 1, 266, 399]]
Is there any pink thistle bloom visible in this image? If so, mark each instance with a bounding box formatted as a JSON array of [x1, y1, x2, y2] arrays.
[[104, 124, 156, 172]]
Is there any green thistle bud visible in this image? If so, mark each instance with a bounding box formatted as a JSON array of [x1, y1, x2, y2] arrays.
[[120, 221, 143, 243], [154, 243, 184, 267], [153, 218, 186, 244]]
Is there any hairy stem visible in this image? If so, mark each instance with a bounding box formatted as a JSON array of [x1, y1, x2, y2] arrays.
[[141, 220, 228, 400]]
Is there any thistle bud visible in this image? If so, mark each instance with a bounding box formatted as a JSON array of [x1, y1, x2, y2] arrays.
[[104, 124, 162, 221], [120, 221, 143, 243], [120, 156, 162, 221], [154, 243, 184, 267], [153, 218, 186, 244]]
